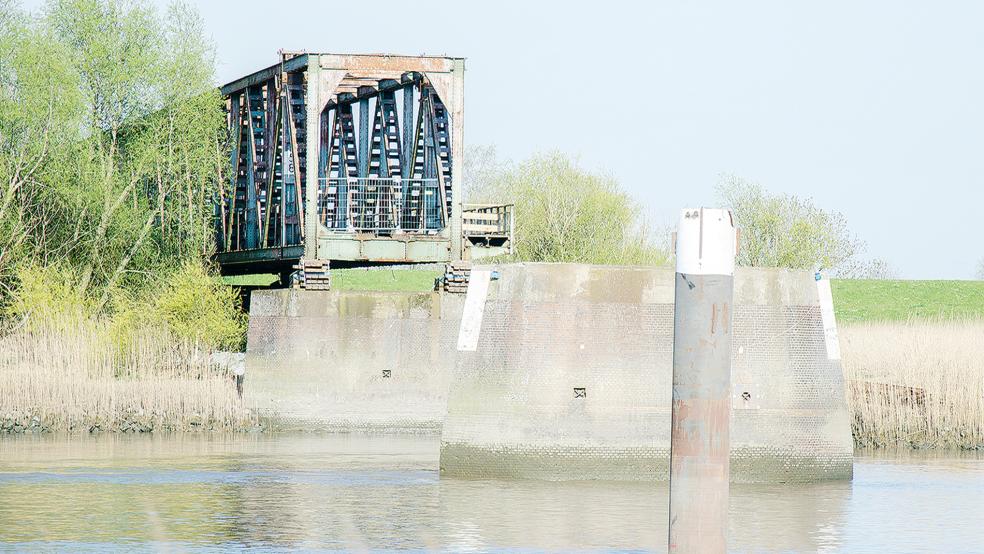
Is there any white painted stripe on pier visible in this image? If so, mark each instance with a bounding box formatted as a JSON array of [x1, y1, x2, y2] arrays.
[[457, 269, 492, 352], [816, 277, 841, 360]]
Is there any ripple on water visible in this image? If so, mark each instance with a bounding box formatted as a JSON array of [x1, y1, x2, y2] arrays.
[[0, 434, 980, 553]]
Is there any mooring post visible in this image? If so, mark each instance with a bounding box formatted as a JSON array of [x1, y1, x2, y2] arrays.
[[668, 207, 737, 554]]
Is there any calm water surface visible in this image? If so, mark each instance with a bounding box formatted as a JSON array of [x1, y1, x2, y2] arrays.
[[0, 434, 981, 552]]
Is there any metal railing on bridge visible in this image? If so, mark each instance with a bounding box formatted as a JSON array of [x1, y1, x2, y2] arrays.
[[318, 178, 445, 233], [462, 203, 514, 238]]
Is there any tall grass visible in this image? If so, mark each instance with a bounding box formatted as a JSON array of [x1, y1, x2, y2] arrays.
[[841, 320, 984, 449], [0, 318, 252, 432], [0, 261, 250, 433]]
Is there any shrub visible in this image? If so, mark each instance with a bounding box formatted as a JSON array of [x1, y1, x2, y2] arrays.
[[6, 263, 94, 331], [149, 261, 246, 350]]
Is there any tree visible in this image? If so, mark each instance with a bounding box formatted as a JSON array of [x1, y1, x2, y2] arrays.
[[469, 150, 668, 265], [716, 175, 867, 276], [858, 258, 899, 280], [462, 144, 509, 203], [0, 0, 225, 310], [47, 0, 224, 298], [0, 0, 244, 347], [0, 1, 82, 286], [975, 258, 984, 280]]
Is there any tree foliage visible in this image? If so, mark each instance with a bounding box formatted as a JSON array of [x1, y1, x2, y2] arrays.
[[0, 0, 241, 348], [0, 0, 225, 304], [717, 175, 872, 277], [465, 149, 668, 265]]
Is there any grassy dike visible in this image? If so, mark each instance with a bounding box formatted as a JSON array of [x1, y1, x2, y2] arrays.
[[831, 279, 984, 323]]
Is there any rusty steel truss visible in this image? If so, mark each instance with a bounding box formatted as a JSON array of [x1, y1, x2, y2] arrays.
[[214, 52, 509, 276]]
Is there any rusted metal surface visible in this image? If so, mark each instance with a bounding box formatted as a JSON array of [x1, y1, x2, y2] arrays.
[[668, 209, 736, 554], [318, 53, 456, 73]]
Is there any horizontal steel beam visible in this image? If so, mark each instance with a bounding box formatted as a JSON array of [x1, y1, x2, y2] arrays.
[[221, 53, 464, 97], [317, 53, 460, 73], [324, 73, 422, 109], [221, 54, 310, 96], [214, 245, 305, 266]]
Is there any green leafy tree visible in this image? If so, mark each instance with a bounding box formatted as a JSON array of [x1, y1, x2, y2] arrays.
[[0, 2, 83, 286], [717, 175, 867, 276], [0, 0, 241, 346], [469, 150, 668, 265], [43, 0, 225, 304]]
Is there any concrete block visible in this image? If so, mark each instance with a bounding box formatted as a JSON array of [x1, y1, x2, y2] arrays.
[[245, 289, 463, 432], [243, 264, 853, 482], [439, 263, 853, 483]]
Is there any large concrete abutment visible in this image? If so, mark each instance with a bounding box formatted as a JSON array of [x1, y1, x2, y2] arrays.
[[246, 290, 463, 431], [245, 263, 853, 482], [439, 264, 852, 482]]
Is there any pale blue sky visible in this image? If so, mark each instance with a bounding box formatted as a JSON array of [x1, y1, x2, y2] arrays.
[[25, 1, 984, 278]]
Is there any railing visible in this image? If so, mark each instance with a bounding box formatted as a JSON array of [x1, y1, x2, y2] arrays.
[[318, 178, 444, 233], [462, 203, 514, 237]]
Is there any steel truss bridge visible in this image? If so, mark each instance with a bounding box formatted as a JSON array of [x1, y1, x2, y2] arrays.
[[214, 52, 512, 277]]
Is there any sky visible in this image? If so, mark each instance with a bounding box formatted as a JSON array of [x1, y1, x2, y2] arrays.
[[23, 1, 984, 279]]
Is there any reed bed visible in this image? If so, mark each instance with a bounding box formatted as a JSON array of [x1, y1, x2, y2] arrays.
[[841, 319, 984, 449], [0, 319, 253, 433]]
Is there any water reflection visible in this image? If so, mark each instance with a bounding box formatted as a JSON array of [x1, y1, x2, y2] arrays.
[[0, 434, 980, 552]]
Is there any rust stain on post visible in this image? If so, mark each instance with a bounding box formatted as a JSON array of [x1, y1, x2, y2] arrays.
[[668, 208, 737, 554]]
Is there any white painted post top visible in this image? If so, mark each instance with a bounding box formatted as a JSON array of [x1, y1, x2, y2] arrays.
[[675, 208, 737, 276]]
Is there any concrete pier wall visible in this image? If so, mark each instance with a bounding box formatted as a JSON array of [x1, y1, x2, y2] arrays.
[[246, 290, 463, 432], [245, 263, 852, 482], [439, 263, 853, 483]]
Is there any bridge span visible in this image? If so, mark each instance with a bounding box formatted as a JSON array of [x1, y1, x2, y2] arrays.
[[214, 52, 511, 278]]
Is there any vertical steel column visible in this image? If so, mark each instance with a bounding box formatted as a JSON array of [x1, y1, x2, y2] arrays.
[[244, 90, 258, 249], [448, 59, 465, 259], [303, 55, 321, 258], [668, 207, 737, 554], [402, 82, 414, 177], [281, 90, 297, 245], [226, 93, 241, 251], [358, 97, 370, 178]]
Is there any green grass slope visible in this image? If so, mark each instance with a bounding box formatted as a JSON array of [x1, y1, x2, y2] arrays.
[[831, 279, 984, 323], [331, 269, 440, 292]]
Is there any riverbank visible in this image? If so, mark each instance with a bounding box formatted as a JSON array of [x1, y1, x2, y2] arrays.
[[0, 322, 256, 434], [841, 319, 984, 450], [4, 275, 983, 452]]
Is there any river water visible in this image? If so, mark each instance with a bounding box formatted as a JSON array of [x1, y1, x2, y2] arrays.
[[0, 434, 980, 553]]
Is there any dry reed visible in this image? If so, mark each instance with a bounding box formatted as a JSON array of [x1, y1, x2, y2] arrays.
[[841, 319, 984, 449], [0, 318, 253, 433]]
